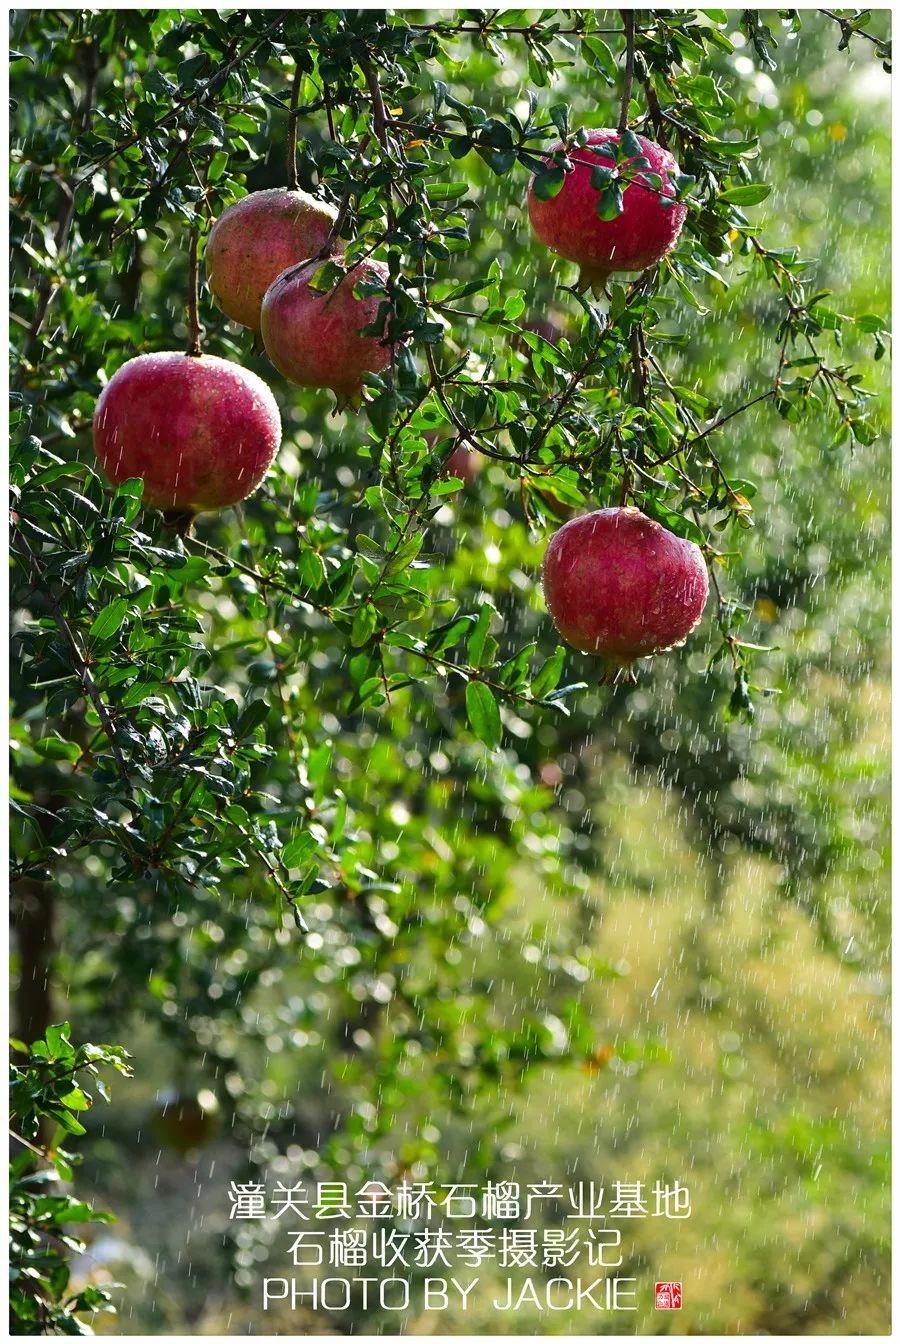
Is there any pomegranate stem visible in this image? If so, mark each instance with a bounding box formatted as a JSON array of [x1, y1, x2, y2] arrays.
[[163, 510, 197, 539], [186, 216, 203, 357]]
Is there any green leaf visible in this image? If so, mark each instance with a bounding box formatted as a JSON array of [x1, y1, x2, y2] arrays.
[[465, 681, 501, 749], [855, 313, 888, 333], [427, 615, 475, 654], [384, 533, 424, 577], [704, 135, 759, 157], [849, 417, 877, 445], [667, 261, 709, 314], [111, 478, 144, 522], [207, 149, 228, 182], [485, 148, 516, 175], [89, 599, 129, 642], [283, 832, 317, 869], [720, 183, 772, 205], [589, 163, 616, 191], [42, 1106, 86, 1136], [466, 603, 495, 666], [366, 390, 400, 438], [56, 1088, 90, 1111], [619, 128, 643, 159], [596, 182, 624, 221], [583, 36, 618, 81], [447, 134, 472, 159], [503, 291, 526, 321], [548, 102, 569, 137], [351, 602, 379, 648], [234, 700, 270, 739], [532, 166, 566, 201], [426, 181, 469, 202], [498, 642, 536, 689], [45, 1023, 73, 1059], [641, 496, 707, 546], [178, 53, 208, 87], [531, 646, 567, 699], [34, 735, 80, 763]]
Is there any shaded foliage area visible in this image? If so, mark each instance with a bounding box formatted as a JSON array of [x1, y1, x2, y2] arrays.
[[9, 7, 889, 1334], [9, 1026, 131, 1334]]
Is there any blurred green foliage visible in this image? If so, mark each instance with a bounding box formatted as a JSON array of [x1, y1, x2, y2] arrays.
[[9, 7, 889, 1335], [9, 1025, 132, 1334]]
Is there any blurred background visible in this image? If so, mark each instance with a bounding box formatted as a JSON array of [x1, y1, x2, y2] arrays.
[[10, 8, 890, 1336]]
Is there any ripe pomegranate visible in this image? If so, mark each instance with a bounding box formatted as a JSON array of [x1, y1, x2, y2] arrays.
[[205, 188, 338, 331], [260, 258, 392, 402], [93, 352, 281, 516], [444, 443, 482, 483], [528, 130, 687, 290], [542, 507, 708, 675]]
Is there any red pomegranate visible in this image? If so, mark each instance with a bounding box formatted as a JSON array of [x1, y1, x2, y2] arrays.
[[205, 188, 338, 332], [542, 507, 708, 673], [444, 443, 483, 483], [260, 258, 393, 402], [528, 130, 687, 290], [93, 352, 282, 516]]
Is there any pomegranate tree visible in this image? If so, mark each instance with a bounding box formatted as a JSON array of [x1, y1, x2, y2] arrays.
[[92, 352, 282, 517], [260, 258, 392, 401], [528, 129, 687, 290], [542, 507, 708, 675], [205, 188, 338, 331]]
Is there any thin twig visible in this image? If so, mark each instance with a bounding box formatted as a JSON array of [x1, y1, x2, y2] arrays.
[[322, 80, 337, 140], [363, 57, 389, 149], [362, 54, 407, 210], [653, 390, 776, 467], [188, 539, 334, 616], [286, 61, 302, 191], [406, 20, 615, 36], [321, 186, 354, 258], [642, 75, 668, 148], [819, 8, 889, 49], [618, 10, 636, 134], [530, 273, 650, 458], [9, 1129, 53, 1159], [186, 216, 202, 356]]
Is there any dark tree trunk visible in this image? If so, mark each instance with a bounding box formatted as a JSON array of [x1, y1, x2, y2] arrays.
[[12, 878, 56, 1047]]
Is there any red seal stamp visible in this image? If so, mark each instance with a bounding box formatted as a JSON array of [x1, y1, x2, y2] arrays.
[[655, 1282, 682, 1310]]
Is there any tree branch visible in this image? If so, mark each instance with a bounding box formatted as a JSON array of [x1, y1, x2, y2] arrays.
[[819, 8, 890, 51], [72, 19, 283, 194]]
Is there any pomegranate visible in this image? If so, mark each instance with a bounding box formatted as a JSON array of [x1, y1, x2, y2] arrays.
[[542, 507, 708, 673], [527, 130, 687, 290], [205, 188, 338, 331], [260, 257, 392, 401], [444, 443, 483, 483], [93, 352, 282, 516]]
